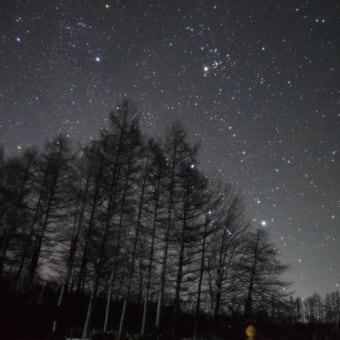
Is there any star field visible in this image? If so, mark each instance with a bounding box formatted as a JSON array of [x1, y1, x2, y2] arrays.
[[1, 0, 340, 298]]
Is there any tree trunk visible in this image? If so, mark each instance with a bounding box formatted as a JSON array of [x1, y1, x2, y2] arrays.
[[194, 216, 209, 340], [118, 154, 149, 337], [101, 120, 128, 333], [52, 171, 90, 334], [76, 147, 106, 297], [103, 154, 132, 333], [213, 228, 226, 319], [81, 143, 108, 338], [140, 170, 161, 336], [172, 183, 188, 337], [155, 143, 177, 333], [28, 170, 59, 285], [15, 167, 50, 291], [82, 267, 100, 339], [244, 231, 259, 317]]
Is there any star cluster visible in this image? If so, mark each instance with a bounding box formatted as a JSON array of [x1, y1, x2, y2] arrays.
[[1, 0, 340, 298]]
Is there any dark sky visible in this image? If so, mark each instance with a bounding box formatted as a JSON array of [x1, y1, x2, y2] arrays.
[[1, 0, 339, 299]]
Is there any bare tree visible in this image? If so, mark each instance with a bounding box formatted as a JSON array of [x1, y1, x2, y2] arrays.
[[81, 135, 110, 339], [0, 147, 38, 281], [171, 162, 207, 336], [27, 135, 75, 286], [204, 189, 250, 338], [155, 122, 199, 334], [52, 152, 91, 335], [140, 140, 167, 336], [193, 184, 223, 340], [241, 229, 289, 318]]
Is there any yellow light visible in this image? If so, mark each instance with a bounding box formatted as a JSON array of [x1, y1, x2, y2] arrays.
[[245, 324, 256, 337]]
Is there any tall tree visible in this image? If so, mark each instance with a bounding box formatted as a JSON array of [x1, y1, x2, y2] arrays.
[[0, 148, 38, 280], [101, 102, 142, 334], [118, 128, 147, 336], [75, 140, 107, 297], [193, 183, 223, 340], [27, 135, 75, 286], [206, 189, 249, 322], [171, 161, 207, 336], [140, 140, 167, 336], [81, 135, 110, 339], [241, 229, 289, 317], [154, 122, 199, 334], [52, 151, 91, 334], [82, 102, 142, 338]]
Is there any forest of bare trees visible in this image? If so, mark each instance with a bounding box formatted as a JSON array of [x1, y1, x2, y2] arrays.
[[0, 102, 338, 339]]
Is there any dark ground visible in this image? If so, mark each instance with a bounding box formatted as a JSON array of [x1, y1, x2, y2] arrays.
[[1, 286, 339, 340]]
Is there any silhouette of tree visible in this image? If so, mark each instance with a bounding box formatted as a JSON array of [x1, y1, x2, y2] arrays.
[[241, 229, 289, 317]]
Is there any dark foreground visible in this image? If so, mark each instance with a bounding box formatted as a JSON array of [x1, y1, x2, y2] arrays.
[[1, 288, 340, 340]]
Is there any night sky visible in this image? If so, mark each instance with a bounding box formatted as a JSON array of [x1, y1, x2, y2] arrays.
[[1, 0, 339, 299]]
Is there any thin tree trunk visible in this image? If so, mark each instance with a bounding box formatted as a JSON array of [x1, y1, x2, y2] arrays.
[[103, 269, 115, 332], [52, 171, 90, 334], [81, 142, 108, 338], [155, 143, 177, 333], [82, 267, 100, 339], [83, 206, 112, 338], [172, 184, 188, 337], [214, 226, 227, 319], [137, 256, 143, 304], [103, 155, 132, 333], [194, 216, 209, 340], [244, 232, 259, 317], [102, 197, 125, 332], [140, 170, 161, 336], [101, 118, 127, 333], [76, 147, 107, 297], [118, 154, 149, 337]]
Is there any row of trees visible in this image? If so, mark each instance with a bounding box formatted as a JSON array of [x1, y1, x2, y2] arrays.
[[286, 292, 340, 325], [0, 102, 289, 338]]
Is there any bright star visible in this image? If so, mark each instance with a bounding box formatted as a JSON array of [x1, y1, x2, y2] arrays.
[[95, 56, 101, 63], [261, 220, 267, 227], [16, 37, 21, 43], [203, 65, 209, 72]]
